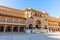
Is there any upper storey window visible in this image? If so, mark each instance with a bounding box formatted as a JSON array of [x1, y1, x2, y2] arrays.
[[34, 13, 46, 19], [59, 23, 60, 26], [14, 19, 19, 23], [0, 17, 5, 22], [7, 18, 13, 23], [20, 19, 26, 24], [35, 13, 38, 16], [40, 14, 42, 17], [42, 15, 46, 18], [35, 13, 36, 16], [27, 11, 32, 18]]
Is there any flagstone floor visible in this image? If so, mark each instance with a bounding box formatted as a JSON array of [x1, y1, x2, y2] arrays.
[[0, 32, 60, 40]]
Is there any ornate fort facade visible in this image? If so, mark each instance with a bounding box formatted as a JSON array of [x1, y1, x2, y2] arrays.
[[0, 6, 60, 33]]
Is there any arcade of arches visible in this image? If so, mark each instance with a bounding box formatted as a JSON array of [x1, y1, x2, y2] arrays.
[[28, 20, 42, 29], [28, 20, 48, 31], [0, 24, 25, 32], [49, 27, 60, 32]]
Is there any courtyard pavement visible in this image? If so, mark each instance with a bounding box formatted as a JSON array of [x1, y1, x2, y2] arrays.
[[0, 32, 60, 40]]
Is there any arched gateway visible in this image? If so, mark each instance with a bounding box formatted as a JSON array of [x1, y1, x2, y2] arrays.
[[0, 25, 25, 33], [29, 24, 33, 29], [25, 20, 42, 33], [36, 20, 41, 29]]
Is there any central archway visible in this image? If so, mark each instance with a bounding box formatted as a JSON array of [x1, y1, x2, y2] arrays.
[[36, 20, 41, 29], [29, 24, 33, 29]]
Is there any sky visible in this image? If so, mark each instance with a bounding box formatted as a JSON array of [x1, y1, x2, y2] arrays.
[[0, 0, 60, 17]]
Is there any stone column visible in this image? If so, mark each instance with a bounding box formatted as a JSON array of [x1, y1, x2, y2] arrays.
[[26, 25, 29, 29], [23, 25, 26, 32], [12, 27, 13, 32], [12, 25, 14, 32], [4, 17, 7, 32], [4, 25, 7, 32], [18, 26, 20, 32]]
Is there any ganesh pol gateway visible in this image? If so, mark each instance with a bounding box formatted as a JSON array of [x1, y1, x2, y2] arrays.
[[0, 6, 60, 33]]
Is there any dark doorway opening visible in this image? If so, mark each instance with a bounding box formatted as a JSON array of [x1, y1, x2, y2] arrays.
[[36, 20, 41, 29], [36, 25, 39, 29], [36, 25, 41, 29], [0, 26, 4, 32], [44, 25, 48, 29], [13, 26, 18, 32], [29, 24, 33, 29], [6, 26, 12, 32], [20, 27, 24, 32]]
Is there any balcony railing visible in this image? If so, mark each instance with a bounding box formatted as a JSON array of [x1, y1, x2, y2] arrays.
[[0, 17, 26, 25]]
